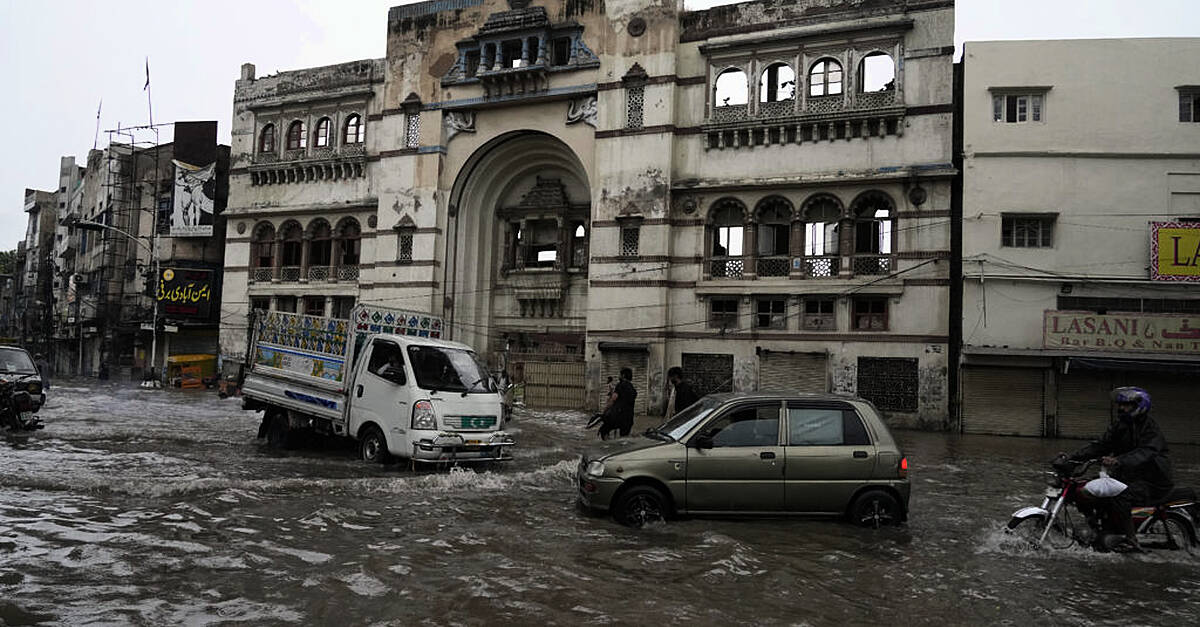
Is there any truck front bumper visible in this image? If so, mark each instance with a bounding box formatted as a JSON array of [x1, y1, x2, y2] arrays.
[[412, 431, 515, 464]]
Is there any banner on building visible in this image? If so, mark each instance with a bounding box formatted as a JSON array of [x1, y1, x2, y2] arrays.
[[157, 268, 214, 318], [171, 159, 216, 237], [1150, 221, 1200, 282], [1044, 310, 1200, 354]]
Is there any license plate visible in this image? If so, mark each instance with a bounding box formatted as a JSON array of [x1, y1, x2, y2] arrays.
[[1045, 487, 1061, 498], [465, 440, 482, 446], [19, 411, 32, 422]]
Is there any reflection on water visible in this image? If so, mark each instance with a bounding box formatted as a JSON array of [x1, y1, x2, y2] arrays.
[[2, 381, 1200, 624]]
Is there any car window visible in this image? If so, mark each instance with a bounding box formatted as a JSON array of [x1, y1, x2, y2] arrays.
[[367, 340, 405, 384], [659, 396, 721, 440], [701, 405, 779, 447], [788, 407, 872, 446], [0, 348, 37, 375]]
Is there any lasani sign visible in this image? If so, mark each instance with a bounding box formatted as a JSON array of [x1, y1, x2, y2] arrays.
[[1151, 221, 1200, 281], [1044, 310, 1200, 354]]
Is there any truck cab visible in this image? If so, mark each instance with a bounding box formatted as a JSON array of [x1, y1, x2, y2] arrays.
[[349, 335, 513, 464]]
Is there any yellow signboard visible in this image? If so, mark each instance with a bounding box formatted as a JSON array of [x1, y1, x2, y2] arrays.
[[1151, 222, 1200, 281], [1044, 310, 1200, 354]]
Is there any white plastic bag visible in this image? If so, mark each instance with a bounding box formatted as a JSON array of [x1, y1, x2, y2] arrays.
[[1083, 469, 1128, 498]]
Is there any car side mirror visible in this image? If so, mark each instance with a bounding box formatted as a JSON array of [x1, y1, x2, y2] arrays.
[[693, 434, 714, 450]]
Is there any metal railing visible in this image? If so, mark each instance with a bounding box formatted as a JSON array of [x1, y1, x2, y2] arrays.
[[279, 266, 301, 282], [756, 256, 791, 278], [852, 254, 894, 276], [250, 267, 274, 283], [803, 256, 840, 278], [708, 257, 744, 279], [337, 265, 361, 281]]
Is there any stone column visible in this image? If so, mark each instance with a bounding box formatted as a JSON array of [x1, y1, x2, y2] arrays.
[[272, 234, 283, 282], [743, 219, 758, 279], [520, 38, 531, 67], [789, 218, 806, 279], [300, 233, 312, 283], [839, 217, 854, 278]]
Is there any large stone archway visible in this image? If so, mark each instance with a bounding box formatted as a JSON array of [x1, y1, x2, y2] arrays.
[[445, 131, 591, 406]]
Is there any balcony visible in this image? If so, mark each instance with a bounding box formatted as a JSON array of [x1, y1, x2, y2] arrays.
[[755, 256, 790, 278], [708, 257, 745, 279], [248, 145, 368, 186], [802, 255, 840, 278], [703, 89, 903, 151], [852, 254, 895, 276]]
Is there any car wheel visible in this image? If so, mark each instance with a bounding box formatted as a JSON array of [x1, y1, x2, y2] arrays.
[[849, 489, 902, 528], [613, 485, 668, 528], [359, 425, 391, 464], [266, 412, 294, 450]]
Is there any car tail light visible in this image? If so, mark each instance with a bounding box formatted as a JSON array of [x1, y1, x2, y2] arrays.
[[411, 400, 437, 430], [898, 456, 908, 479]]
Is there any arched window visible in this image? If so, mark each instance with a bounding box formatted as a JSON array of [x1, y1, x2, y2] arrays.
[[337, 218, 362, 267], [802, 195, 842, 278], [714, 68, 749, 107], [314, 117, 331, 148], [851, 192, 895, 275], [709, 200, 746, 278], [344, 114, 364, 144], [809, 58, 843, 97], [279, 221, 304, 281], [251, 222, 275, 281], [755, 197, 792, 277], [571, 223, 588, 269], [258, 124, 276, 153], [308, 219, 332, 268], [859, 52, 895, 92], [759, 63, 796, 103], [286, 120, 307, 150]]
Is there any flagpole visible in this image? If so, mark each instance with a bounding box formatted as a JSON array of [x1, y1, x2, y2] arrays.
[[93, 98, 102, 149], [144, 57, 153, 127]]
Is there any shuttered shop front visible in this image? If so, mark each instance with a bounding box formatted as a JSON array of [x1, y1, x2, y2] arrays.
[[962, 367, 1044, 436], [759, 352, 827, 393], [1059, 371, 1200, 445]]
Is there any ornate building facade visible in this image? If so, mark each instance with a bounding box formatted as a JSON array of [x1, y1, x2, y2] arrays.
[[219, 0, 955, 426]]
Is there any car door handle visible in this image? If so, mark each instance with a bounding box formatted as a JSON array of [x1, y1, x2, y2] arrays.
[[853, 450, 868, 459], [356, 384, 364, 398], [760, 452, 776, 460]]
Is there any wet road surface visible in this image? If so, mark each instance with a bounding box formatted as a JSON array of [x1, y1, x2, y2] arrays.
[[2, 381, 1200, 625]]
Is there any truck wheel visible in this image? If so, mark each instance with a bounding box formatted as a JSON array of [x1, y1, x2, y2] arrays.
[[266, 413, 294, 450], [360, 425, 391, 464]]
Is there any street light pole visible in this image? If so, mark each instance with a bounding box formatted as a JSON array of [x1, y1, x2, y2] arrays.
[[73, 219, 160, 387]]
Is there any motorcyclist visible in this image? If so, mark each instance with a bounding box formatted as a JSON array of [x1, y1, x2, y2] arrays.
[[1066, 386, 1173, 552]]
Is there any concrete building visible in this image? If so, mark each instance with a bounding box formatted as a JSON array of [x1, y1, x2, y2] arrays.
[[220, 0, 956, 426], [16, 188, 57, 355], [56, 122, 230, 382], [959, 39, 1200, 442]]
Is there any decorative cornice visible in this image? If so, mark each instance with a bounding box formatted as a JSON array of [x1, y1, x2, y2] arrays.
[[224, 200, 378, 217], [588, 328, 950, 343], [595, 125, 676, 139]]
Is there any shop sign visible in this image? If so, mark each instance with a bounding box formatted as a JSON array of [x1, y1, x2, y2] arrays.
[[1044, 310, 1200, 354], [157, 268, 214, 318], [1150, 221, 1200, 281]]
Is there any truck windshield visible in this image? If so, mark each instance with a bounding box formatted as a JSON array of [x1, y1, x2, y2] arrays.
[[406, 345, 495, 394], [0, 348, 37, 375]]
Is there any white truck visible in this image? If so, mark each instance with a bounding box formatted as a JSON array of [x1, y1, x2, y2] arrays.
[[240, 304, 514, 465]]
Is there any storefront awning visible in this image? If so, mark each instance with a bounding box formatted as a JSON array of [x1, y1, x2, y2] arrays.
[[1066, 356, 1200, 375]]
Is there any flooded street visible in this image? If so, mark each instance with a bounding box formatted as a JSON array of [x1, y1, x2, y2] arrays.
[[3, 382, 1200, 625]]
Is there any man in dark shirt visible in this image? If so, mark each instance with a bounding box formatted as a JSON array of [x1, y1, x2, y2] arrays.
[[1069, 386, 1173, 552], [601, 367, 637, 439], [667, 366, 699, 418]]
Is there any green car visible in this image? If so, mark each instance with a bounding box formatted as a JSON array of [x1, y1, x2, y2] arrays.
[[576, 393, 910, 527]]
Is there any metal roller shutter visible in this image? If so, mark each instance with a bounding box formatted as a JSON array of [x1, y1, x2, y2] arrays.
[[1057, 373, 1115, 441], [759, 352, 827, 393], [962, 367, 1044, 436], [601, 350, 649, 415], [1144, 375, 1200, 445]]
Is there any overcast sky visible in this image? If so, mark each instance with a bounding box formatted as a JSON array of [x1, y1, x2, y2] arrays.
[[1, 0, 1197, 252]]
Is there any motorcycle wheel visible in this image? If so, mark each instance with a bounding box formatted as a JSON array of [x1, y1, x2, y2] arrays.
[[1007, 514, 1074, 549], [1145, 514, 1197, 555]]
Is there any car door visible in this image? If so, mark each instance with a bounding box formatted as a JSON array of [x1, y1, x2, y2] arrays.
[[685, 402, 785, 513], [782, 403, 877, 514], [348, 339, 411, 446]]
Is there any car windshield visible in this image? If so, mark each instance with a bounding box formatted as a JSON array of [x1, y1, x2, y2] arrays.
[[406, 345, 495, 394], [0, 348, 37, 375], [657, 396, 722, 441]]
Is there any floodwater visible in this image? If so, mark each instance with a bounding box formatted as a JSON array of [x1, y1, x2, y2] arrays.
[[3, 381, 1200, 625]]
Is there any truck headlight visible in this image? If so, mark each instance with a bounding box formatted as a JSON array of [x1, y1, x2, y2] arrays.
[[411, 400, 437, 430], [586, 460, 605, 477]]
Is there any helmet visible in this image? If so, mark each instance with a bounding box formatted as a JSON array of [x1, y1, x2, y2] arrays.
[[1111, 386, 1151, 420]]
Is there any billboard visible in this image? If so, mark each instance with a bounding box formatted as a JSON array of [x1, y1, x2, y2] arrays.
[[171, 159, 216, 237], [157, 268, 214, 318], [1044, 310, 1200, 355], [1150, 221, 1200, 282]]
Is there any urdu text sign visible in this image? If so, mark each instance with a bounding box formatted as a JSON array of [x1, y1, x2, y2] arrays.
[[1151, 222, 1200, 281]]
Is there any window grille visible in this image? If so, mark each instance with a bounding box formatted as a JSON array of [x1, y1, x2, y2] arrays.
[[620, 225, 640, 257], [755, 298, 787, 329], [857, 357, 918, 412], [398, 232, 414, 263], [709, 298, 739, 329], [1001, 215, 1055, 248], [852, 297, 888, 331], [405, 113, 421, 149], [626, 85, 645, 129], [802, 298, 836, 330]]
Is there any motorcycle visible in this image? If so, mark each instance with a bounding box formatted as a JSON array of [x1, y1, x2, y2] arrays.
[[0, 375, 45, 433], [1007, 456, 1199, 553]]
